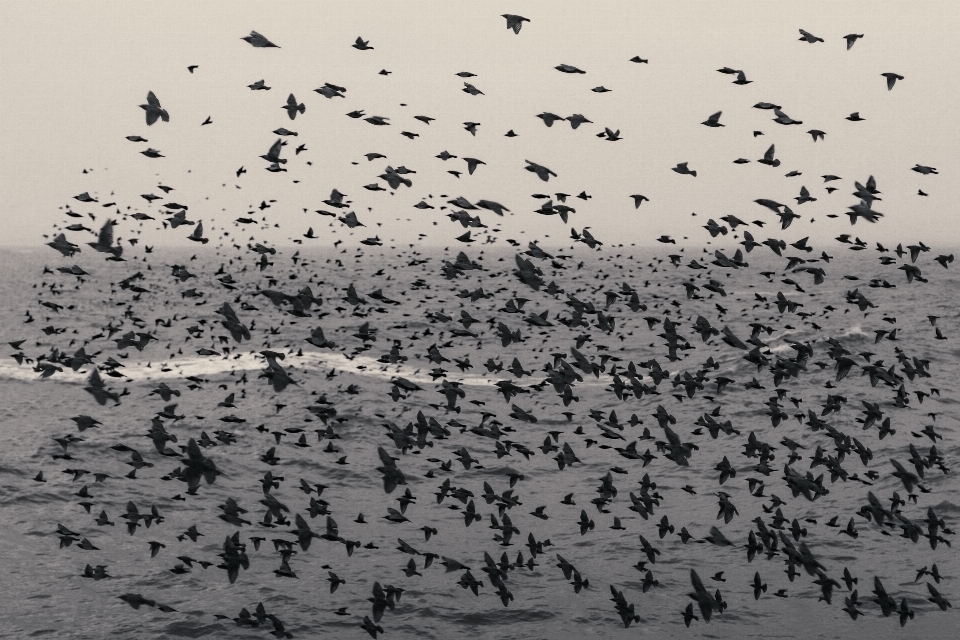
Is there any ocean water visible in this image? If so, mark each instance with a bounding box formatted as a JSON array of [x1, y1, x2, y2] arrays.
[[0, 243, 957, 639]]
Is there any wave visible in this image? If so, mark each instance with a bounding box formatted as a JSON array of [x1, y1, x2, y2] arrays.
[[0, 350, 514, 387]]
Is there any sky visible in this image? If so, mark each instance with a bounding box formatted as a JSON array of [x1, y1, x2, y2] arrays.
[[1, 0, 958, 249]]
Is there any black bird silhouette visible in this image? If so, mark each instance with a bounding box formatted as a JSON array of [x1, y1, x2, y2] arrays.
[[701, 111, 723, 127], [844, 34, 864, 49], [241, 31, 278, 47], [353, 37, 373, 50], [139, 92, 169, 126], [283, 94, 305, 120], [881, 72, 904, 90], [503, 14, 530, 33], [798, 29, 824, 43], [672, 162, 697, 177]]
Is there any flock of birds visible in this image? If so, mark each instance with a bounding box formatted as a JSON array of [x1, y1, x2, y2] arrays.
[[15, 13, 957, 638]]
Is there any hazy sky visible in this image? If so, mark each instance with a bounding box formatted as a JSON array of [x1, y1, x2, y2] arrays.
[[2, 0, 958, 249]]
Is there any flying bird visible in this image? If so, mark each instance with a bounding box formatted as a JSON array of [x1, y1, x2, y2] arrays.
[[353, 37, 373, 50], [139, 92, 169, 125], [241, 31, 278, 48], [672, 162, 697, 177], [502, 14, 530, 33], [844, 34, 864, 49], [283, 94, 305, 120], [798, 29, 824, 43], [881, 72, 904, 90]]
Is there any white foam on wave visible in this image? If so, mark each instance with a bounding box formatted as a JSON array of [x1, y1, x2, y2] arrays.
[[840, 324, 868, 338], [0, 350, 522, 387]]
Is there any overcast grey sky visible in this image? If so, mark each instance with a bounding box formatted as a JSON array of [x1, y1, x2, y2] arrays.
[[2, 0, 958, 249]]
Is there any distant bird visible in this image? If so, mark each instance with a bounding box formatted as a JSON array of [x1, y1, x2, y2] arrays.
[[717, 67, 751, 84], [701, 111, 723, 127], [798, 29, 824, 43], [772, 108, 802, 125], [672, 162, 697, 177], [283, 94, 305, 120], [844, 34, 864, 49], [241, 31, 279, 48], [87, 220, 121, 257], [881, 73, 904, 90], [758, 145, 780, 167], [47, 234, 80, 257], [187, 221, 209, 244], [502, 14, 530, 34], [525, 160, 557, 182], [537, 113, 565, 127], [139, 92, 169, 126], [464, 158, 485, 175], [353, 37, 373, 50]]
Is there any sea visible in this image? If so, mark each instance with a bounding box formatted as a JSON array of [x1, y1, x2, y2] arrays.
[[0, 243, 957, 639]]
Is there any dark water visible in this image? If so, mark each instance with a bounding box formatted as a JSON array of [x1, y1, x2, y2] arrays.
[[0, 244, 957, 639]]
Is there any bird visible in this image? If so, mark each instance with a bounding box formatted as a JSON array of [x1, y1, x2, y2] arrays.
[[139, 92, 169, 125], [701, 111, 723, 127], [798, 29, 824, 43], [283, 94, 305, 120], [844, 34, 864, 49], [758, 144, 780, 167], [672, 162, 697, 177], [502, 14, 530, 33], [87, 220, 121, 257], [525, 160, 557, 182], [353, 37, 374, 50], [537, 113, 565, 127], [241, 31, 278, 47], [881, 72, 904, 90]]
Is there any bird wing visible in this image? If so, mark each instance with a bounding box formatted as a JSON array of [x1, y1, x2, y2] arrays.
[[98, 221, 114, 247], [267, 139, 283, 161]]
